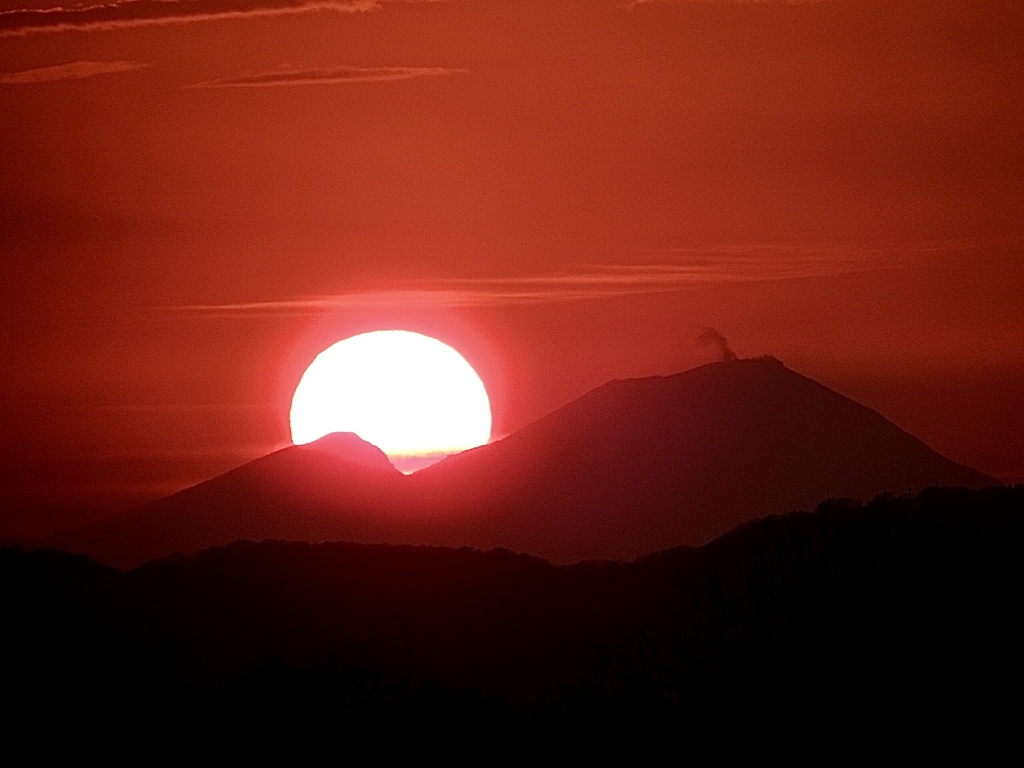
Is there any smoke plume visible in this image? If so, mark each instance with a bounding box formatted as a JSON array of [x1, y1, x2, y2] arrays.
[[698, 327, 737, 361]]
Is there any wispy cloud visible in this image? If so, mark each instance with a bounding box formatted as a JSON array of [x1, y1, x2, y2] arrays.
[[0, 59, 150, 84], [0, 0, 379, 37], [164, 240, 972, 316], [189, 64, 468, 88]]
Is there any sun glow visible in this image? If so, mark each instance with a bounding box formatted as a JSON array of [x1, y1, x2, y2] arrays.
[[289, 331, 492, 466]]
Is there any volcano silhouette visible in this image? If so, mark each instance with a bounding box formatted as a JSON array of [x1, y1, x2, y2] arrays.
[[38, 358, 993, 568]]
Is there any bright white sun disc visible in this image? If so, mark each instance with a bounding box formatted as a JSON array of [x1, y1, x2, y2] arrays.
[[289, 331, 492, 461]]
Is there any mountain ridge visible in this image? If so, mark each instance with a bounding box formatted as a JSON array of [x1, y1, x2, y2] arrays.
[[31, 358, 994, 568]]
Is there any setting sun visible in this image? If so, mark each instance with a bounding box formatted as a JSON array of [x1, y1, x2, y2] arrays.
[[289, 331, 492, 467]]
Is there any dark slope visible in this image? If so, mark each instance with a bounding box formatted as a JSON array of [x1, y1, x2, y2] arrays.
[[37, 359, 994, 568], [4, 487, 1023, 747], [407, 357, 994, 561]]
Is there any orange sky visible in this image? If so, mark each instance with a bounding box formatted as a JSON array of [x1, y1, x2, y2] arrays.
[[1, 0, 1022, 535]]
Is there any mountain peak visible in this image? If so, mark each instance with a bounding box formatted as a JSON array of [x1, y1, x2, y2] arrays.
[[299, 432, 397, 473]]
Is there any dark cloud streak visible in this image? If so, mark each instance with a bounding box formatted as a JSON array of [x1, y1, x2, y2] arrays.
[[0, 0, 378, 36], [0, 59, 150, 83], [189, 65, 468, 88]]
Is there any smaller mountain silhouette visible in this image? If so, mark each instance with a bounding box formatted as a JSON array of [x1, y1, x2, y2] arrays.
[[34, 359, 994, 568], [38, 432, 406, 567], [304, 430, 401, 472]]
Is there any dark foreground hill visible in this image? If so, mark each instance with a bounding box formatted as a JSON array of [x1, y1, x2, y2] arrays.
[[33, 359, 994, 569], [4, 486, 1022, 751]]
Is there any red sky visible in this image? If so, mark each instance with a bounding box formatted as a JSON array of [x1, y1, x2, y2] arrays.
[[1, 0, 1022, 536]]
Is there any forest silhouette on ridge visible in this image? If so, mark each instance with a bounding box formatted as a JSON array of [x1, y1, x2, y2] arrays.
[[4, 485, 1021, 748]]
